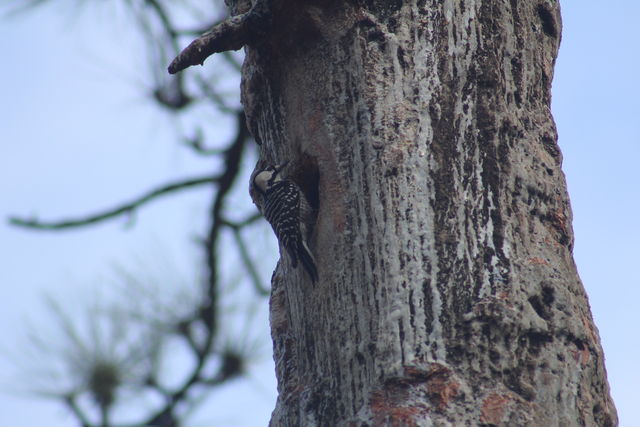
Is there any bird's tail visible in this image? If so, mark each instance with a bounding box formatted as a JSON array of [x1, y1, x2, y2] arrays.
[[298, 240, 318, 283]]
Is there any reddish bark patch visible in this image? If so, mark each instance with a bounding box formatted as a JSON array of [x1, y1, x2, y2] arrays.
[[370, 393, 423, 427], [551, 208, 567, 231], [480, 393, 511, 424], [424, 365, 459, 411], [548, 207, 570, 245], [497, 291, 510, 300], [571, 343, 591, 367], [543, 236, 562, 249], [528, 257, 548, 265], [370, 364, 459, 425]]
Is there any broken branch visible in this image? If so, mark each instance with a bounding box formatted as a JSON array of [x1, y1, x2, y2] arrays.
[[168, 0, 271, 74]]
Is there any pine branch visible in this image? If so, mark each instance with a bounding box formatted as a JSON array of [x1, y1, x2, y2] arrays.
[[9, 175, 217, 231], [140, 112, 251, 426], [221, 212, 268, 295], [64, 394, 92, 427], [232, 226, 269, 296]]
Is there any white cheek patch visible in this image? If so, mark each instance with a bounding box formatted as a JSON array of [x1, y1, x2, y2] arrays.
[[254, 172, 271, 192]]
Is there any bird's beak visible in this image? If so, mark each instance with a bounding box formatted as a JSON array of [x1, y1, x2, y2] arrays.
[[274, 160, 290, 174]]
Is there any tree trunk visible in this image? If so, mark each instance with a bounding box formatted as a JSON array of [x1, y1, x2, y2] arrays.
[[242, 1, 617, 425]]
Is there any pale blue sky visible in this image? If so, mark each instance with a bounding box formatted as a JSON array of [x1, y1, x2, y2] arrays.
[[1, 2, 638, 426]]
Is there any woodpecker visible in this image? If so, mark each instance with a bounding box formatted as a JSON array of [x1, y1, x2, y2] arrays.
[[253, 162, 318, 283]]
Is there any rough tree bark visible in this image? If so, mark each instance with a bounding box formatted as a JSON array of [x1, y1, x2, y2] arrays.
[[237, 0, 617, 425]]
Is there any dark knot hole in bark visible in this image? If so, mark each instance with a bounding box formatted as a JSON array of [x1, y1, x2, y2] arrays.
[[536, 4, 558, 38], [295, 155, 320, 213]]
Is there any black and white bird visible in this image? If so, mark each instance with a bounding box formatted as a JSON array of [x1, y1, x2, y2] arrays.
[[253, 162, 318, 283]]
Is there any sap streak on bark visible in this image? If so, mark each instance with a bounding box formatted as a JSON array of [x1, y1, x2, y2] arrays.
[[242, 0, 617, 425]]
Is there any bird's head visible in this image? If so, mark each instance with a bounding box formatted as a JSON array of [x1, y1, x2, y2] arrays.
[[253, 161, 289, 194]]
